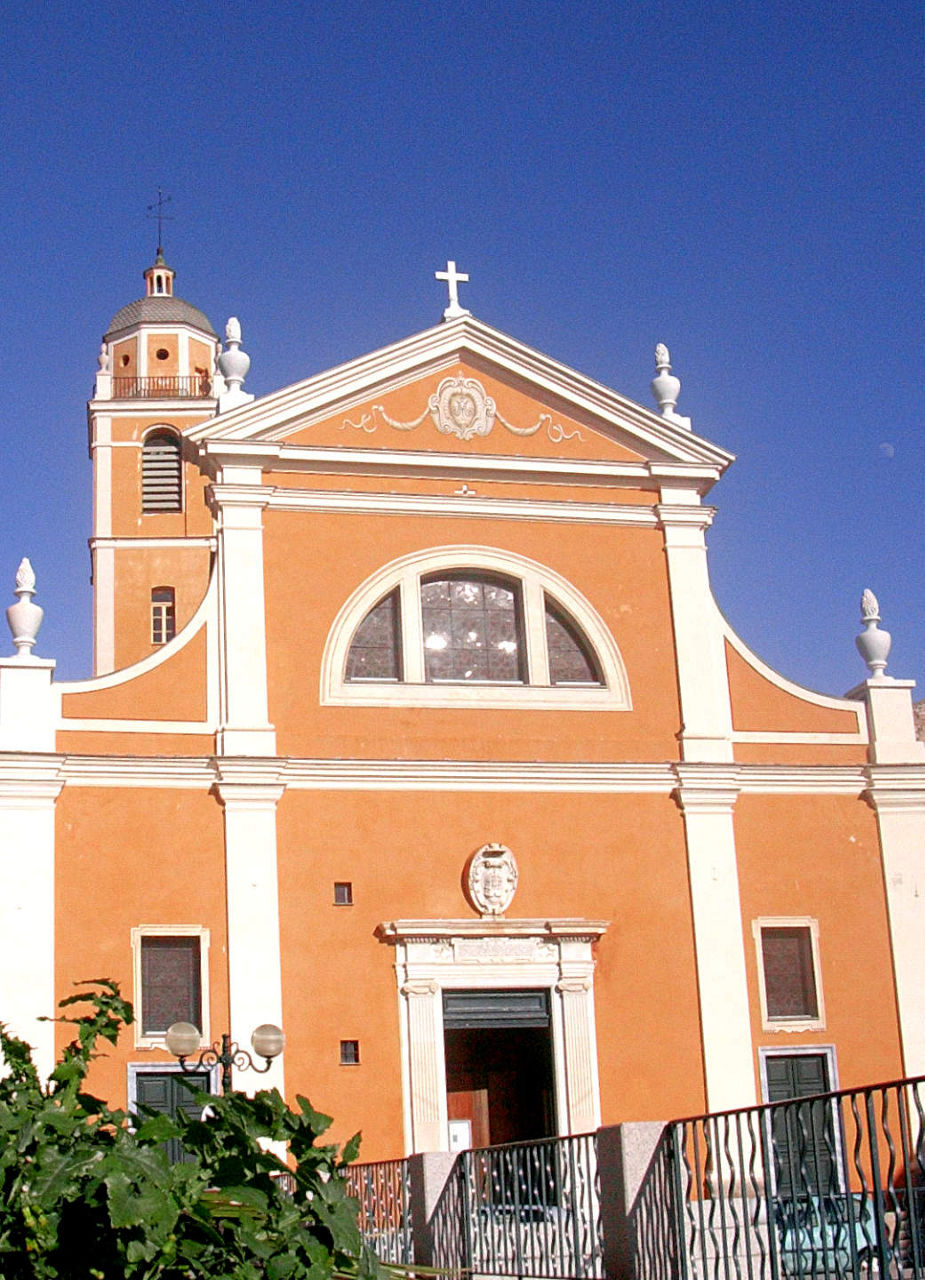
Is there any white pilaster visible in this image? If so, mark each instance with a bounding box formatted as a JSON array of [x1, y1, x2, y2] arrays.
[[865, 773, 925, 1075], [400, 978, 446, 1154], [556, 974, 602, 1133], [659, 495, 733, 763], [215, 781, 285, 1093], [0, 765, 63, 1080], [675, 771, 756, 1111], [89, 413, 115, 676], [213, 480, 276, 755]]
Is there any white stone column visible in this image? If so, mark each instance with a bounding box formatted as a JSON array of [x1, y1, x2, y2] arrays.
[[866, 775, 925, 1076], [213, 479, 276, 756], [215, 781, 285, 1094], [675, 772, 756, 1111], [659, 497, 733, 763], [555, 975, 602, 1133], [0, 766, 62, 1081], [400, 979, 446, 1154]]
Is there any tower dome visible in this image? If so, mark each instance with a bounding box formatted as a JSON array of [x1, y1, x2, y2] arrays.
[[103, 252, 216, 340]]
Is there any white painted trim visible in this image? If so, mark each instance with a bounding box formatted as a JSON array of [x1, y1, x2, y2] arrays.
[[90, 537, 216, 551], [732, 731, 868, 744], [216, 784, 285, 1094], [235, 484, 662, 528], [59, 719, 214, 734], [6, 755, 888, 796], [320, 545, 631, 711], [757, 1044, 840, 1099], [130, 925, 211, 1049], [0, 783, 60, 1079], [92, 543, 116, 676], [752, 917, 826, 1033], [127, 1060, 221, 1115]]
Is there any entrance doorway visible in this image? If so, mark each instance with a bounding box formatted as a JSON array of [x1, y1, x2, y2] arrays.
[[132, 1068, 212, 1163], [444, 989, 556, 1149]]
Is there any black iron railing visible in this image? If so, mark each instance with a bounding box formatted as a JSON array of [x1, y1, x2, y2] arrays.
[[344, 1157, 414, 1266], [432, 1133, 604, 1279], [666, 1075, 925, 1279], [112, 375, 212, 398]]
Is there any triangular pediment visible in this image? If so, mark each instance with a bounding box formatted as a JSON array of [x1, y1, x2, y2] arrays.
[[187, 316, 733, 478]]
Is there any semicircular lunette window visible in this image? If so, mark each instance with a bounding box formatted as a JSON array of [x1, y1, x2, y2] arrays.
[[343, 572, 605, 689]]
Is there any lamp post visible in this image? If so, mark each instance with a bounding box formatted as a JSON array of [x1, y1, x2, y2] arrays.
[[165, 1021, 285, 1093]]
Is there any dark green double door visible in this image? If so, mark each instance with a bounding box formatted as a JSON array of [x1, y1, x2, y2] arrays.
[[766, 1053, 839, 1197], [135, 1070, 212, 1163]]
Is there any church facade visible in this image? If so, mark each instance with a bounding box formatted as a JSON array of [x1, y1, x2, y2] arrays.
[[1, 254, 923, 1160]]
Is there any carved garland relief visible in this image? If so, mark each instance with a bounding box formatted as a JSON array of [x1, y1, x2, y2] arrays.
[[342, 375, 583, 444]]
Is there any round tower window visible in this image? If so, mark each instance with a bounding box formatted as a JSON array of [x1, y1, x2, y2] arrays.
[[120, 354, 130, 367], [155, 348, 169, 361]]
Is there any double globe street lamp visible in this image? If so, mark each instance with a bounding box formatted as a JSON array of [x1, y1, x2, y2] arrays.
[[165, 1021, 286, 1093]]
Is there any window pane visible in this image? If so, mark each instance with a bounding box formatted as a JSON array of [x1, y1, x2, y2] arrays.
[[346, 590, 401, 681], [545, 598, 603, 685], [422, 574, 524, 683], [761, 927, 818, 1019], [141, 936, 202, 1035]]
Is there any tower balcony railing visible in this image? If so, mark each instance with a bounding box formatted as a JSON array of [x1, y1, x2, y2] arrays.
[[112, 375, 213, 399]]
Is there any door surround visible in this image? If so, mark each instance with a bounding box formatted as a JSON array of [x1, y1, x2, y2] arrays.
[[377, 917, 608, 1154]]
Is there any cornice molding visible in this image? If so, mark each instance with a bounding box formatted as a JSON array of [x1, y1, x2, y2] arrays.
[[23, 755, 897, 797], [250, 484, 661, 528], [376, 918, 610, 943]]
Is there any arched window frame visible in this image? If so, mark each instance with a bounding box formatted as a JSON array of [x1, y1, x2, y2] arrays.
[[321, 547, 631, 710], [141, 427, 183, 514]]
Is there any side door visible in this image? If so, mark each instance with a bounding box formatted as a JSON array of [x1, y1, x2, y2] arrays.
[[134, 1069, 212, 1164]]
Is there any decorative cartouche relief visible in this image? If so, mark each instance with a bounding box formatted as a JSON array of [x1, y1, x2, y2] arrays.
[[342, 375, 582, 444], [465, 842, 519, 917]]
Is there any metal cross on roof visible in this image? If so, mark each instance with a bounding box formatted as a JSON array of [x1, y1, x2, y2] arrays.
[[146, 187, 173, 255], [435, 260, 470, 321]]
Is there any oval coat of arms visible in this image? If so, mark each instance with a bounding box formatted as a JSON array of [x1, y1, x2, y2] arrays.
[[465, 843, 519, 917]]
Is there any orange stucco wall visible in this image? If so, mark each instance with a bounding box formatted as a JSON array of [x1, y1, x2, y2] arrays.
[[727, 641, 863, 735], [61, 625, 209, 724], [55, 788, 228, 1110], [735, 794, 902, 1094], [276, 789, 705, 1156], [264, 509, 682, 762]]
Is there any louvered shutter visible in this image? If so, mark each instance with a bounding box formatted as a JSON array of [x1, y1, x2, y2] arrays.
[[142, 433, 182, 511]]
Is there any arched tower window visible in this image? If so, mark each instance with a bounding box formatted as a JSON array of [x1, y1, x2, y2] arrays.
[[142, 431, 182, 512]]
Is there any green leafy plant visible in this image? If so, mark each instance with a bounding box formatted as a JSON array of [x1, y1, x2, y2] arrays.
[[0, 981, 383, 1279]]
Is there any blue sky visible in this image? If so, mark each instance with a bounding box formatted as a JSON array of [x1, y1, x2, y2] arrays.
[[1, 0, 921, 692]]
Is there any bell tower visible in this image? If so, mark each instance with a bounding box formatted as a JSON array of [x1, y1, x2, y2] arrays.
[[88, 253, 220, 675]]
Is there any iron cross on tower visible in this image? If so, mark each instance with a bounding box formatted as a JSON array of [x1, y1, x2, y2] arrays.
[[146, 187, 173, 255], [435, 260, 470, 320]]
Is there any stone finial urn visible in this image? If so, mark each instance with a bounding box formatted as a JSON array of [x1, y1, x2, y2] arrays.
[[855, 589, 891, 680], [6, 558, 44, 658]]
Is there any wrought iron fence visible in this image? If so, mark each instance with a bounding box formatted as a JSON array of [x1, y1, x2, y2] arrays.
[[432, 1132, 604, 1279], [345, 1157, 414, 1266], [112, 375, 212, 398], [667, 1075, 925, 1279]]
